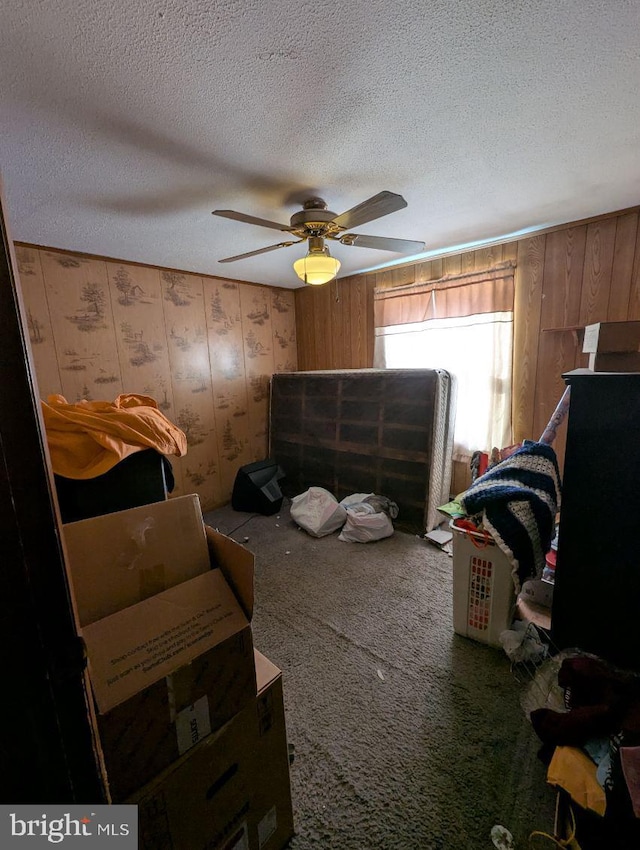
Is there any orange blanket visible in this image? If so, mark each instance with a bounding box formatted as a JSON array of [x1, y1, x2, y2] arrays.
[[42, 393, 188, 479]]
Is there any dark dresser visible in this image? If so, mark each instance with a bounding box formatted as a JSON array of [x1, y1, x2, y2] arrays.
[[551, 369, 640, 671]]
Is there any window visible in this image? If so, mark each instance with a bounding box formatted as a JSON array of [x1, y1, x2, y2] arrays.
[[374, 263, 515, 460]]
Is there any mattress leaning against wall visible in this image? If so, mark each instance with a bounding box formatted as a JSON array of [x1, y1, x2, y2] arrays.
[[428, 369, 457, 532], [268, 369, 457, 532]]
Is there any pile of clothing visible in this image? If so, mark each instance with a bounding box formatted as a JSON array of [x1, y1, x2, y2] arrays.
[[441, 440, 561, 593], [43, 393, 187, 478], [530, 653, 640, 846]]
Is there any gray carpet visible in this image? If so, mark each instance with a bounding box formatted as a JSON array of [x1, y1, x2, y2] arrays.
[[203, 502, 556, 850]]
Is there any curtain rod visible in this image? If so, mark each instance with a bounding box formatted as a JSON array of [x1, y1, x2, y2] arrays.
[[374, 260, 516, 299]]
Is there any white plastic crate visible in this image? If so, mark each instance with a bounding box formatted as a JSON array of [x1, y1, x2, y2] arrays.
[[450, 520, 516, 647]]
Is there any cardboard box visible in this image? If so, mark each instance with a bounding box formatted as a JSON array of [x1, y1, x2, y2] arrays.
[[588, 351, 640, 372], [133, 698, 257, 850], [582, 321, 640, 354], [63, 495, 211, 626], [64, 496, 256, 801], [252, 651, 295, 850], [131, 650, 295, 850]]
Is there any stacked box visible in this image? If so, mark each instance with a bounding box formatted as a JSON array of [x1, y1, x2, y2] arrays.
[[64, 496, 257, 802], [583, 321, 640, 372], [252, 651, 295, 850], [64, 495, 294, 848], [131, 650, 295, 850]]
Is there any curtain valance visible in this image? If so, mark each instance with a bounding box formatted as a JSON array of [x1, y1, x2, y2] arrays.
[[374, 261, 515, 327]]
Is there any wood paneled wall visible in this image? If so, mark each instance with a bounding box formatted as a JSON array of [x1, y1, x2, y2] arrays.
[[294, 207, 640, 492], [15, 245, 298, 511], [294, 274, 376, 369], [513, 209, 640, 468]]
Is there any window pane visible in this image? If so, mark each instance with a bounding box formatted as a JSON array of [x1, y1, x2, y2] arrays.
[[375, 312, 513, 457]]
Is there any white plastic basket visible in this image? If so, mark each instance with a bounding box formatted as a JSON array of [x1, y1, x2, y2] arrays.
[[450, 520, 516, 647]]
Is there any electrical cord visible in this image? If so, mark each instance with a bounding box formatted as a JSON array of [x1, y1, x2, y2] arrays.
[[529, 793, 579, 849], [203, 512, 259, 537], [226, 513, 260, 537], [207, 496, 290, 539]]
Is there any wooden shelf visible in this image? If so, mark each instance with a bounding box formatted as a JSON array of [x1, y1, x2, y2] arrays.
[[541, 326, 584, 346], [541, 325, 584, 332]]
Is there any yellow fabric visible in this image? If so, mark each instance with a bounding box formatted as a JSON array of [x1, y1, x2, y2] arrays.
[[547, 746, 606, 817], [42, 393, 188, 479]]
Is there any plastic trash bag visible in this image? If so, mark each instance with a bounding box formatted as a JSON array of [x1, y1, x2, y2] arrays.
[[338, 507, 394, 543], [520, 649, 584, 718], [363, 494, 399, 519], [340, 492, 399, 519], [290, 487, 347, 537], [499, 619, 548, 665], [339, 493, 375, 509]]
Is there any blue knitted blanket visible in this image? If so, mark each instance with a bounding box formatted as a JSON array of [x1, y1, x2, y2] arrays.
[[459, 441, 561, 593]]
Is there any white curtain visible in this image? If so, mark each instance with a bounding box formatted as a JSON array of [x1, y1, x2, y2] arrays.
[[375, 311, 513, 460]]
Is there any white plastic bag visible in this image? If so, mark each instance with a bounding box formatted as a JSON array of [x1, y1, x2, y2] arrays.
[[338, 507, 394, 543], [290, 487, 347, 537], [339, 492, 375, 509], [340, 492, 399, 520]]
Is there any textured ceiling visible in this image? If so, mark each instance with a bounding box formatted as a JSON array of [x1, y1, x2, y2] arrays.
[[2, 0, 640, 289]]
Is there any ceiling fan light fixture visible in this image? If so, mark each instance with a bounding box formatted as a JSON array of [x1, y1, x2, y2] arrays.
[[293, 245, 341, 286]]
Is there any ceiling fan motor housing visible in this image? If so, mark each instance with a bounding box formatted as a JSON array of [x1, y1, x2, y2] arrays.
[[289, 198, 339, 237]]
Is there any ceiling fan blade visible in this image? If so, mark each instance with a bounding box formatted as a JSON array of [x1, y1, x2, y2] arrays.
[[340, 233, 426, 253], [218, 240, 301, 263], [331, 191, 408, 230], [212, 209, 292, 232]]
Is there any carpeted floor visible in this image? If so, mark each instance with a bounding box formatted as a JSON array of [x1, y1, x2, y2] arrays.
[[203, 501, 556, 850]]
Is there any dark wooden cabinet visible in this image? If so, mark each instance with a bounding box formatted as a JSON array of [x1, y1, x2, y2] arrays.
[[551, 369, 640, 671]]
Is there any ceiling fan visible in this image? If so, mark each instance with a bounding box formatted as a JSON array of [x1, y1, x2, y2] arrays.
[[212, 191, 425, 285]]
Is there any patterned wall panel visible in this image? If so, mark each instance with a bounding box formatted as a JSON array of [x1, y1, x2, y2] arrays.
[[15, 245, 298, 511], [271, 289, 298, 373], [203, 278, 252, 498], [107, 262, 174, 404], [15, 246, 62, 397], [160, 269, 220, 507], [38, 251, 123, 403], [240, 284, 276, 462]]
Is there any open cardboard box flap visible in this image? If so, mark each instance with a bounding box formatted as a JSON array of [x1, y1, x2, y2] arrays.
[[206, 525, 253, 620], [62, 494, 255, 716], [254, 648, 280, 694], [83, 568, 250, 714], [63, 494, 211, 627]]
